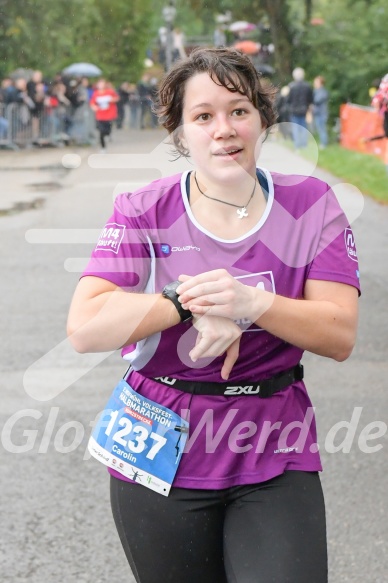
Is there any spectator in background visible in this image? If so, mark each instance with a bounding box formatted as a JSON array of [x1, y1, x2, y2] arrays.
[[26, 70, 44, 98], [0, 77, 15, 105], [90, 78, 119, 151], [213, 26, 226, 47], [8, 78, 36, 137], [275, 85, 291, 139], [71, 77, 93, 145], [172, 28, 187, 62], [364, 74, 388, 144], [8, 78, 35, 108], [65, 78, 86, 110], [157, 26, 168, 69], [312, 76, 329, 149], [128, 82, 140, 129], [116, 82, 130, 129], [368, 78, 382, 100], [27, 70, 47, 141], [47, 81, 71, 140], [287, 67, 313, 150], [149, 77, 159, 128], [0, 114, 8, 140], [0, 79, 10, 139], [137, 73, 153, 129], [81, 77, 93, 100], [50, 81, 71, 107]]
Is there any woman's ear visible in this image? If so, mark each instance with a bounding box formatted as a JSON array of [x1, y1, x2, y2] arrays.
[[178, 129, 188, 151], [174, 126, 189, 155]]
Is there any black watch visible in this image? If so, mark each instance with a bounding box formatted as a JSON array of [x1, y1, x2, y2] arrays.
[[162, 280, 192, 323]]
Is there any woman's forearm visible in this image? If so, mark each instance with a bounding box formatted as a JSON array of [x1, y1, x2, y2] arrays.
[[67, 290, 180, 353], [255, 292, 358, 361], [177, 272, 358, 363]]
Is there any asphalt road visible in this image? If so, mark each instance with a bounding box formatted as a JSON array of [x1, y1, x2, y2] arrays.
[[0, 129, 387, 583]]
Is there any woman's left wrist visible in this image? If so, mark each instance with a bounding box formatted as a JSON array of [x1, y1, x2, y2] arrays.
[[247, 287, 274, 324]]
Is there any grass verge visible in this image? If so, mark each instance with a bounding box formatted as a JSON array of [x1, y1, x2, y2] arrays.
[[303, 143, 388, 203]]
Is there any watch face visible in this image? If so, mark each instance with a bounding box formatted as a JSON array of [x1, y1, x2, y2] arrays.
[[164, 281, 180, 294]]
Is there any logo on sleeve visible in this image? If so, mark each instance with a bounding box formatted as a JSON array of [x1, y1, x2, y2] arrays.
[[344, 228, 358, 262], [96, 223, 125, 254]]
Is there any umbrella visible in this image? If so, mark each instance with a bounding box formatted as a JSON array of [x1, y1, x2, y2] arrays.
[[229, 21, 257, 33], [9, 68, 34, 80], [234, 41, 261, 55], [62, 62, 102, 77], [255, 63, 275, 76]]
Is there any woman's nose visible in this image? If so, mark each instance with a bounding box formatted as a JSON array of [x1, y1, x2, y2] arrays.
[[213, 115, 236, 139]]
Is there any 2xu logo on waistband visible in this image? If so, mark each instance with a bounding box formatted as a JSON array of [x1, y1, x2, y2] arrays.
[[224, 385, 261, 395], [155, 377, 261, 396]]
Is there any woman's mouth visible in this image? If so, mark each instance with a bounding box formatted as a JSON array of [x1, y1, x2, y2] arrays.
[[213, 147, 243, 158]]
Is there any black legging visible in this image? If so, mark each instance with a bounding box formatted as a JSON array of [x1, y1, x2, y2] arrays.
[[110, 470, 327, 583], [97, 120, 112, 148]]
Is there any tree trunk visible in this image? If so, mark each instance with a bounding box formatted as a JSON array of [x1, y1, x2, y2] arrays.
[[305, 0, 313, 26], [263, 0, 293, 81]]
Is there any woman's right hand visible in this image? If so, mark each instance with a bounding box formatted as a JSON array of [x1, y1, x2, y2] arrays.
[[190, 314, 242, 380]]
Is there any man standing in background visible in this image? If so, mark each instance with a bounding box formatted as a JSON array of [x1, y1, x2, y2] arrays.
[[313, 76, 329, 149], [287, 67, 313, 150]]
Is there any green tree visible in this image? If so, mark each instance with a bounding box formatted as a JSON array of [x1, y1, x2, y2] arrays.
[[0, 0, 99, 77], [299, 0, 388, 116], [0, 0, 153, 82], [81, 0, 154, 82]]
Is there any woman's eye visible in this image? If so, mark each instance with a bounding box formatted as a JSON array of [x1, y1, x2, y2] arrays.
[[233, 109, 247, 116], [196, 113, 211, 121]]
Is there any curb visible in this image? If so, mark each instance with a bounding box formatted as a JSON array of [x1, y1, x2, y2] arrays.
[[0, 164, 67, 172]]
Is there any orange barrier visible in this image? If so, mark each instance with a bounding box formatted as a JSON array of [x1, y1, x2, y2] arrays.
[[340, 103, 388, 163]]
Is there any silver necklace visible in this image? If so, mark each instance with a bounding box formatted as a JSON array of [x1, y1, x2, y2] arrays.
[[194, 172, 257, 219]]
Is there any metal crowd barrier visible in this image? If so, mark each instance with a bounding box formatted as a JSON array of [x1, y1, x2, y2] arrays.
[[0, 102, 15, 149], [0, 102, 96, 150]]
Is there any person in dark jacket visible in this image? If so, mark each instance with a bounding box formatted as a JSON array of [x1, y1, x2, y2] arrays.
[[287, 67, 313, 149], [275, 85, 292, 139], [116, 82, 130, 129], [312, 76, 329, 149]]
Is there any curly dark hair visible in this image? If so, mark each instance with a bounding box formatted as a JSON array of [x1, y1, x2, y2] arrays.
[[155, 47, 278, 157]]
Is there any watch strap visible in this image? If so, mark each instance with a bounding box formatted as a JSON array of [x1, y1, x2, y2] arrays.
[[162, 281, 192, 322]]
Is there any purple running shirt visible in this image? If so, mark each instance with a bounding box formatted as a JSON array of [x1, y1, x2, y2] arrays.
[[83, 168, 360, 489]]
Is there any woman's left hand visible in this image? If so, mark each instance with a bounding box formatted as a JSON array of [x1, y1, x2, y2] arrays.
[[176, 269, 273, 322], [190, 313, 242, 380]]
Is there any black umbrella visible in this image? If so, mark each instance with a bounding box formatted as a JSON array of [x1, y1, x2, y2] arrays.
[[256, 64, 275, 76]]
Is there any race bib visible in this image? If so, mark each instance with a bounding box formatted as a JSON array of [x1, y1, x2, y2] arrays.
[[88, 380, 189, 496]]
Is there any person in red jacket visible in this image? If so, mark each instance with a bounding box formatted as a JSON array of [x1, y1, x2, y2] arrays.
[[90, 79, 119, 151], [367, 74, 388, 142]]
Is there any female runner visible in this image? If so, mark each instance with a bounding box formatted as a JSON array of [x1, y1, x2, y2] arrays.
[[68, 47, 360, 583]]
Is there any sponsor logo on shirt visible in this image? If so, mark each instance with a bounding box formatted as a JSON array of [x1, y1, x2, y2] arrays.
[[95, 223, 125, 254], [171, 245, 201, 252], [157, 243, 200, 256], [345, 227, 358, 262], [234, 271, 276, 333]]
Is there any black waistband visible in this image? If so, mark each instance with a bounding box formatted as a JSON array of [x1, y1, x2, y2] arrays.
[[153, 364, 304, 398]]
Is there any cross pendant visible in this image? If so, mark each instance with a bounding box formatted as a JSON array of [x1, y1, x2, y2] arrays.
[[237, 207, 248, 219]]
